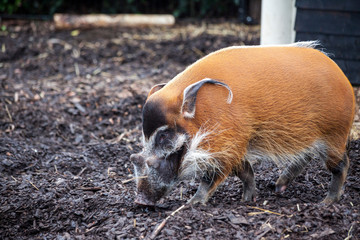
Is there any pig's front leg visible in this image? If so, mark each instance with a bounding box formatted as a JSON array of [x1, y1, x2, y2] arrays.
[[188, 171, 227, 205], [188, 180, 212, 205]]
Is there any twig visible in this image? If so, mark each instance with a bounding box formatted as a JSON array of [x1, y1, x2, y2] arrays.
[[77, 167, 87, 176], [74, 63, 80, 77], [107, 132, 126, 144], [115, 132, 126, 142], [254, 227, 272, 240], [192, 47, 204, 57], [344, 224, 353, 240], [247, 206, 283, 216], [11, 176, 17, 182], [180, 185, 183, 200], [248, 211, 266, 216], [5, 105, 12, 122], [148, 204, 186, 239], [85, 215, 110, 232], [85, 227, 95, 233], [300, 225, 309, 233], [90, 132, 99, 139], [121, 176, 147, 184], [27, 180, 39, 191], [5, 98, 12, 104]]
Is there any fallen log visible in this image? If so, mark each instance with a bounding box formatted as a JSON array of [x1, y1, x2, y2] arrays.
[[53, 13, 175, 29]]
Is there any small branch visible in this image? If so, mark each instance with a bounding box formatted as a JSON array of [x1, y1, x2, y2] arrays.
[[192, 47, 205, 57], [247, 206, 284, 216], [5, 105, 12, 122], [85, 227, 95, 233], [107, 132, 126, 144], [90, 133, 99, 139], [180, 185, 183, 200], [85, 215, 110, 233], [122, 176, 147, 184], [148, 204, 186, 239], [76, 167, 87, 176], [248, 211, 266, 216], [27, 180, 39, 191], [344, 224, 354, 240], [74, 63, 80, 77]]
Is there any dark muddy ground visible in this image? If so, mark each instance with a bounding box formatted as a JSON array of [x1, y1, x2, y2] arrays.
[[0, 20, 359, 239]]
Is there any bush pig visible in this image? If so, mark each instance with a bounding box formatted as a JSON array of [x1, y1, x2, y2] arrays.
[[130, 41, 355, 206]]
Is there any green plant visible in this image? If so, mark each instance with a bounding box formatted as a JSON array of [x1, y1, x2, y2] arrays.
[[0, 0, 21, 14], [21, 0, 64, 15]]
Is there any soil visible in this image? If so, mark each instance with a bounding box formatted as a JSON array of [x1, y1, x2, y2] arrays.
[[0, 20, 359, 240]]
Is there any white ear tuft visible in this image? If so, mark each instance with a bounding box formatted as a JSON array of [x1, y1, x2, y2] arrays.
[[183, 109, 196, 119]]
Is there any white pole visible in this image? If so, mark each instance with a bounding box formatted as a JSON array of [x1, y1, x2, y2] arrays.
[[260, 0, 296, 45]]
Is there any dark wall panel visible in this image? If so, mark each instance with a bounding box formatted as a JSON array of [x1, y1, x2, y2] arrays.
[[296, 0, 360, 12], [295, 0, 360, 85], [295, 9, 360, 36]]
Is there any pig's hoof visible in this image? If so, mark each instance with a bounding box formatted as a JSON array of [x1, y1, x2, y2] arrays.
[[188, 196, 207, 205], [275, 184, 287, 193], [241, 196, 256, 202], [241, 191, 256, 202], [320, 195, 340, 205], [135, 195, 155, 206]]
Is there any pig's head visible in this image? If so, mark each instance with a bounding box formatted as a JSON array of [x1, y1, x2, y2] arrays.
[[130, 79, 233, 206], [130, 101, 188, 205]]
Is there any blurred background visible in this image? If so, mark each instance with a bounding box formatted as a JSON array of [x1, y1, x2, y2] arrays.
[[1, 0, 359, 84], [0, 0, 258, 19]]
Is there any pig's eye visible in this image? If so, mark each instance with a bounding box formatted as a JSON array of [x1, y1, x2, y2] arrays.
[[156, 131, 169, 145], [155, 130, 175, 149]]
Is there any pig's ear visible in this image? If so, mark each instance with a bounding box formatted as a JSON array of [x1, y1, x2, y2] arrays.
[[147, 83, 167, 98], [181, 78, 233, 119]]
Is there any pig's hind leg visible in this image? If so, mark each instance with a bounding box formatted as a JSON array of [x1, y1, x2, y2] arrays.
[[322, 152, 349, 204], [275, 141, 329, 193], [275, 156, 309, 193]]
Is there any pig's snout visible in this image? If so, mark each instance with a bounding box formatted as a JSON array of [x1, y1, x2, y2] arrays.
[[130, 153, 144, 167], [131, 153, 156, 206], [131, 153, 161, 169]]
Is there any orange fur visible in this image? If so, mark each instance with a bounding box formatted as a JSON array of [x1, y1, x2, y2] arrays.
[[153, 46, 354, 148]]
